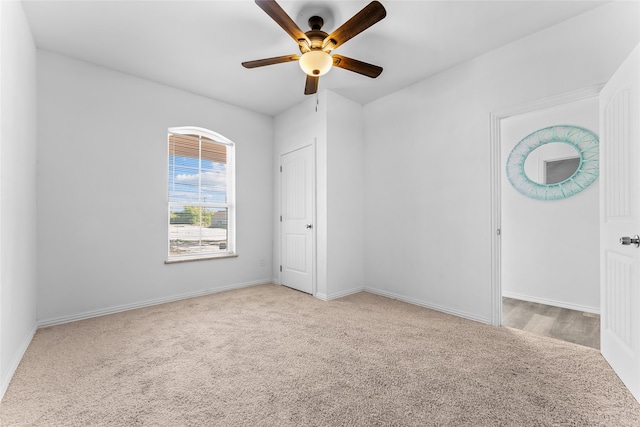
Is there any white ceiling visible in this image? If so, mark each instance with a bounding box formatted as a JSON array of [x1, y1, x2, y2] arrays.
[[22, 0, 608, 116]]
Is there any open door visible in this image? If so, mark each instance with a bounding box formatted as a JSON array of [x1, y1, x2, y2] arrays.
[[600, 44, 640, 402]]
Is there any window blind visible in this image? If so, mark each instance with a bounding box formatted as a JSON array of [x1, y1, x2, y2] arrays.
[[168, 133, 227, 164]]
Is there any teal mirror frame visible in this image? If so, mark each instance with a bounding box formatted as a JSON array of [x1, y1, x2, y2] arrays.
[[506, 125, 599, 200]]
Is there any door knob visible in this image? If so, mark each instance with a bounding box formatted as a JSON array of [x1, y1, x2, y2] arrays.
[[306, 224, 313, 229], [619, 235, 640, 247]]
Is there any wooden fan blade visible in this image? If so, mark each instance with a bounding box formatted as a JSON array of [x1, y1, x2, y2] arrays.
[[323, 1, 386, 51], [304, 75, 319, 95], [332, 54, 382, 78], [255, 0, 310, 48], [242, 54, 300, 68]]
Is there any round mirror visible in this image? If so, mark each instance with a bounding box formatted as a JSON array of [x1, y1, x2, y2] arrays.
[[506, 125, 599, 200]]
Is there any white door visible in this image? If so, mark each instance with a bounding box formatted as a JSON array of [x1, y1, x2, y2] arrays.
[[600, 44, 640, 403], [281, 145, 314, 294]]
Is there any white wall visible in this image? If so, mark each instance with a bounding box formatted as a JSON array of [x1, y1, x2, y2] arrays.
[[501, 98, 600, 313], [363, 2, 639, 323], [0, 1, 38, 399], [273, 90, 365, 300], [36, 51, 274, 325], [326, 91, 365, 298]]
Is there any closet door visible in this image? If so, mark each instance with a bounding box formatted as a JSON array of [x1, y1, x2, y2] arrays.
[[281, 144, 315, 294]]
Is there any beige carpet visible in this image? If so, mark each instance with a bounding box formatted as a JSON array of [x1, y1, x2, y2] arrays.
[[1, 284, 639, 426]]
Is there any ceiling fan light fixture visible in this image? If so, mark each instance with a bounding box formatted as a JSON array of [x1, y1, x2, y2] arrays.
[[299, 50, 332, 76]]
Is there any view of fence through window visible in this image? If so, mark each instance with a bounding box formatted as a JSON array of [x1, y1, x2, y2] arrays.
[[168, 132, 230, 257]]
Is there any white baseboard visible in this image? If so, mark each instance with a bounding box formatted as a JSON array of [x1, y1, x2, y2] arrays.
[[315, 286, 364, 301], [364, 287, 491, 325], [502, 291, 599, 314], [37, 279, 273, 328], [1, 323, 37, 401]]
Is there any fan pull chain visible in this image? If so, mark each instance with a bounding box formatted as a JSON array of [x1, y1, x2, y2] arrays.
[[315, 93, 319, 112]]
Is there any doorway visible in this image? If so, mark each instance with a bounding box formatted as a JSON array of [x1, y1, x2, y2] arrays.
[[489, 85, 604, 337], [500, 97, 600, 348]]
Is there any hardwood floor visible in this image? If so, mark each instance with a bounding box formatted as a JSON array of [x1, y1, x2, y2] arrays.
[[502, 297, 600, 349]]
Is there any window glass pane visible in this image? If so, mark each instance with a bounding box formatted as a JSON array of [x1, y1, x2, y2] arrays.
[[171, 155, 199, 169], [169, 205, 228, 256], [169, 156, 227, 204], [168, 162, 200, 203], [200, 160, 227, 204]]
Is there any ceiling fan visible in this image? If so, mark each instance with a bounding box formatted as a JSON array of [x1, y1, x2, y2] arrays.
[[242, 0, 386, 95]]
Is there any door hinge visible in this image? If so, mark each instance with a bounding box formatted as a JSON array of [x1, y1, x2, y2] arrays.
[[279, 265, 282, 272], [280, 166, 282, 172], [497, 228, 501, 236], [280, 215, 282, 222]]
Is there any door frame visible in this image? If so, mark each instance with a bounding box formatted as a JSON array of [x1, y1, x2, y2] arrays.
[[279, 140, 317, 296], [489, 84, 604, 326]]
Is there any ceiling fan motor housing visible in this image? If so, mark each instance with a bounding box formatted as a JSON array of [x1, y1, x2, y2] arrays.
[[308, 16, 324, 31], [300, 16, 332, 53]]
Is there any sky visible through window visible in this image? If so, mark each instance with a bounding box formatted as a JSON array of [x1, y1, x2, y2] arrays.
[[169, 155, 227, 206]]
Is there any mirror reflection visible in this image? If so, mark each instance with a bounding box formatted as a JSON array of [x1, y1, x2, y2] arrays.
[[523, 142, 581, 185]]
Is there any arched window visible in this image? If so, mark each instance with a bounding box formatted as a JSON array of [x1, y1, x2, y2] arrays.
[[167, 127, 235, 261]]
